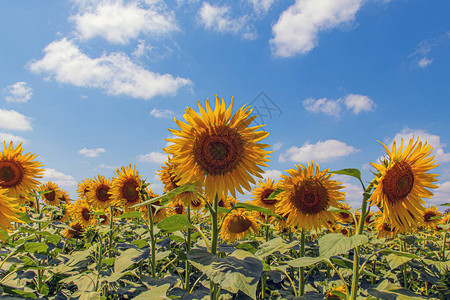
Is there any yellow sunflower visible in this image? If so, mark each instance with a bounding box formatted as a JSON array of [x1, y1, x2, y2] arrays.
[[77, 178, 92, 200], [111, 164, 142, 209], [39, 182, 63, 206], [443, 213, 450, 225], [0, 142, 44, 198], [369, 137, 439, 232], [326, 285, 347, 299], [59, 190, 71, 204], [251, 178, 279, 212], [0, 188, 21, 233], [374, 216, 398, 239], [220, 210, 258, 243], [164, 95, 272, 201], [98, 212, 110, 226], [276, 162, 345, 231], [69, 200, 94, 228], [86, 175, 113, 210], [139, 199, 167, 223], [170, 202, 185, 215], [336, 203, 353, 224], [55, 204, 71, 223], [421, 205, 442, 229], [62, 221, 84, 239]]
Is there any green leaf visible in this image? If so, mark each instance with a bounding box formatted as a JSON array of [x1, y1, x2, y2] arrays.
[[439, 203, 450, 207], [61, 273, 96, 292], [187, 249, 263, 298], [267, 188, 283, 200], [367, 280, 428, 300], [102, 258, 115, 266], [19, 227, 61, 245], [233, 202, 279, 217], [254, 237, 299, 259], [67, 249, 92, 267], [133, 284, 170, 300], [319, 234, 368, 258], [386, 253, 415, 270], [330, 168, 362, 181], [115, 248, 149, 274], [115, 211, 142, 219], [286, 256, 322, 268], [131, 183, 198, 208], [23, 242, 49, 254], [131, 239, 149, 249], [157, 214, 194, 233]]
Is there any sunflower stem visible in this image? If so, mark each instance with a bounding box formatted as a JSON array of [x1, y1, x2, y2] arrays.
[[261, 214, 270, 299], [147, 203, 157, 278], [108, 206, 114, 258], [298, 229, 306, 296], [441, 230, 448, 262], [210, 194, 219, 300], [185, 205, 191, 292], [401, 239, 408, 288]]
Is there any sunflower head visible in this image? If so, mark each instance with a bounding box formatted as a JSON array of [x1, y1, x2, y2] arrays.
[[69, 200, 94, 228], [59, 189, 71, 205], [111, 164, 142, 209], [164, 96, 272, 200], [86, 175, 113, 210], [421, 205, 442, 229], [77, 178, 92, 200], [369, 137, 439, 233], [251, 178, 279, 212], [0, 142, 44, 198], [325, 285, 347, 300], [336, 203, 353, 224], [62, 221, 84, 239], [98, 212, 110, 226], [374, 215, 398, 239], [0, 188, 22, 233], [40, 181, 63, 206], [220, 210, 258, 243], [276, 162, 345, 231]]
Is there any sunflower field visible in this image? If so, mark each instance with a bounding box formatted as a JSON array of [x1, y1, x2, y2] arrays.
[[0, 96, 449, 300]]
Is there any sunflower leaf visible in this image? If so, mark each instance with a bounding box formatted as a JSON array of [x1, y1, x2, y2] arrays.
[[319, 234, 368, 258], [233, 202, 279, 217], [330, 168, 362, 181], [157, 214, 194, 233], [255, 237, 299, 259], [131, 183, 198, 208], [286, 256, 323, 268]]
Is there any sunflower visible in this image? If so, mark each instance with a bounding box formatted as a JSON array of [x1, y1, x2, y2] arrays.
[[276, 162, 345, 231], [369, 137, 439, 233], [77, 178, 92, 200], [86, 175, 113, 210], [98, 212, 110, 226], [62, 221, 84, 239], [111, 164, 142, 209], [0, 188, 21, 233], [374, 216, 398, 239], [336, 203, 353, 224], [170, 203, 185, 215], [39, 182, 62, 206], [251, 178, 279, 212], [59, 189, 71, 204], [325, 285, 347, 300], [0, 142, 44, 198], [443, 213, 450, 225], [55, 204, 71, 223], [421, 205, 442, 229], [190, 195, 204, 210], [220, 210, 258, 243], [69, 200, 94, 228], [165, 96, 272, 201], [139, 200, 167, 223]]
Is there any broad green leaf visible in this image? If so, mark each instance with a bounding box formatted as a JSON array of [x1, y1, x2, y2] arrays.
[[386, 253, 414, 270], [330, 168, 362, 181], [319, 234, 368, 258], [115, 211, 142, 219], [233, 202, 279, 217], [102, 258, 115, 266], [78, 291, 102, 300], [439, 203, 450, 207], [20, 227, 61, 245], [133, 284, 170, 300], [115, 247, 149, 274], [157, 214, 194, 233], [367, 280, 427, 300], [61, 273, 96, 292], [286, 257, 322, 268], [131, 183, 198, 208], [254, 237, 299, 259], [103, 270, 136, 283], [67, 249, 92, 267], [23, 242, 48, 254], [187, 249, 263, 298], [422, 259, 450, 272], [131, 239, 149, 249], [0, 285, 37, 299]]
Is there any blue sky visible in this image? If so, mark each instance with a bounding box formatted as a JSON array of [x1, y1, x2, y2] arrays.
[[1, 0, 449, 209]]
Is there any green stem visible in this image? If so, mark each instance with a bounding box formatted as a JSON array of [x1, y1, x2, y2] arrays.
[[401, 239, 408, 288], [441, 231, 448, 262], [108, 206, 114, 258], [147, 204, 156, 278], [298, 229, 306, 296], [325, 259, 350, 298], [95, 239, 103, 291], [261, 214, 270, 299], [185, 205, 191, 292], [210, 194, 219, 300]]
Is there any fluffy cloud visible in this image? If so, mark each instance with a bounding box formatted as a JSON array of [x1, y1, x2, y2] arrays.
[[78, 147, 106, 157], [417, 57, 433, 68], [3, 82, 33, 103], [137, 151, 166, 164], [248, 0, 276, 13], [70, 0, 179, 44], [28, 38, 191, 100], [303, 94, 375, 117], [270, 0, 363, 57], [150, 107, 175, 118], [272, 142, 283, 151], [390, 128, 450, 163], [262, 169, 282, 180], [43, 168, 77, 186], [279, 139, 358, 163], [430, 181, 450, 205], [199, 3, 257, 40], [333, 174, 364, 208], [0, 109, 32, 131], [0, 132, 29, 144]]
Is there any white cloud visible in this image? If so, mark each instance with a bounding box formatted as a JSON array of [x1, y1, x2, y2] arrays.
[[98, 163, 118, 169], [3, 82, 33, 103], [248, 0, 276, 13], [303, 97, 341, 117], [430, 181, 450, 205], [390, 128, 450, 163], [272, 141, 283, 151], [417, 57, 433, 68], [279, 139, 358, 163], [333, 174, 364, 208], [0, 109, 32, 131], [78, 147, 106, 157], [43, 168, 77, 186], [150, 107, 175, 118], [270, 0, 363, 57], [29, 38, 191, 100], [0, 132, 29, 145], [343, 94, 376, 114], [199, 3, 257, 40], [137, 151, 167, 164], [70, 0, 179, 45], [262, 169, 282, 180], [303, 94, 375, 117]]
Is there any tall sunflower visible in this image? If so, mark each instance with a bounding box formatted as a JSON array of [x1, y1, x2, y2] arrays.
[[220, 210, 258, 243], [86, 175, 113, 210], [69, 200, 94, 228], [111, 164, 142, 209], [39, 182, 62, 206], [0, 142, 44, 198], [251, 178, 279, 212], [369, 137, 439, 232], [164, 96, 272, 200], [276, 162, 345, 231], [0, 188, 21, 233]]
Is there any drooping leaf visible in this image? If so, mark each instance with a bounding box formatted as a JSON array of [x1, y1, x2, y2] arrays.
[[157, 214, 194, 233], [286, 256, 322, 268], [22, 242, 49, 254], [254, 237, 299, 259], [319, 234, 368, 258], [386, 253, 415, 270], [233, 202, 279, 217], [367, 280, 428, 300], [330, 168, 362, 181], [133, 284, 170, 300], [187, 249, 263, 298], [115, 247, 150, 274]]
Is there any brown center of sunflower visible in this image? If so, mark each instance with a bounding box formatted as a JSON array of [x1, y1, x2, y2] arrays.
[[291, 178, 328, 214], [228, 215, 252, 233], [96, 185, 111, 202], [99, 215, 108, 225], [218, 199, 225, 207], [423, 210, 437, 222], [339, 211, 350, 219], [0, 160, 24, 188], [44, 190, 56, 202], [122, 180, 139, 203], [381, 222, 392, 232], [340, 228, 348, 235], [382, 161, 414, 203], [191, 198, 202, 207], [69, 223, 83, 238], [174, 204, 184, 214], [81, 207, 90, 221], [261, 188, 276, 205], [193, 125, 244, 175]]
